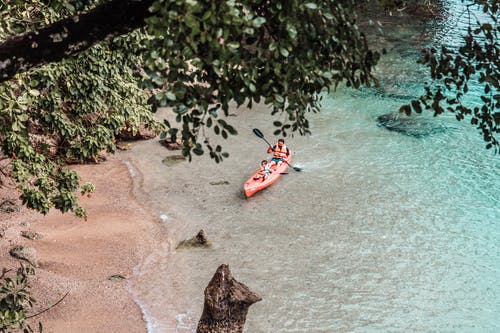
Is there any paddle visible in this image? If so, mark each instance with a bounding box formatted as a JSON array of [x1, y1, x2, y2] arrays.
[[252, 128, 302, 172]]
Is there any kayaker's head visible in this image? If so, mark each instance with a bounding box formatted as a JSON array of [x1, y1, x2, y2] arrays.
[[277, 138, 285, 148], [261, 160, 267, 166]]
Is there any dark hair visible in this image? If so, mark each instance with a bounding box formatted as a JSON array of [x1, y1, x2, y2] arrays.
[[278, 139, 285, 143], [261, 160, 267, 164]]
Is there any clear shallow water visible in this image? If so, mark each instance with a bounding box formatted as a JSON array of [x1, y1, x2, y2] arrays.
[[124, 2, 499, 332]]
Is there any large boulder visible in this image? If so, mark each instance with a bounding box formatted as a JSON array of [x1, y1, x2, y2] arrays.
[[197, 264, 261, 333]]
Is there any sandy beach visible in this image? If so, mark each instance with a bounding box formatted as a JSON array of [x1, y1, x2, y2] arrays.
[[0, 154, 165, 332]]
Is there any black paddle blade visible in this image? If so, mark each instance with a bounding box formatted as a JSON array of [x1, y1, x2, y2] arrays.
[[283, 160, 302, 172], [252, 128, 264, 138]]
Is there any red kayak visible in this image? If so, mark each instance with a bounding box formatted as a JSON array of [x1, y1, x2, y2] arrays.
[[243, 152, 292, 197]]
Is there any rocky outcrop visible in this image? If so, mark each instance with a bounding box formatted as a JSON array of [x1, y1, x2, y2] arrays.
[[21, 230, 44, 240], [197, 264, 261, 333], [0, 199, 20, 213], [9, 245, 38, 267], [177, 230, 212, 249], [160, 138, 183, 150]]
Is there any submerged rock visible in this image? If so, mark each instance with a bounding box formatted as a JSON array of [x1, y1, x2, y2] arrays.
[[162, 154, 186, 166], [177, 230, 212, 249], [407, 3, 445, 21], [377, 112, 447, 137], [209, 180, 230, 185], [197, 264, 261, 333]]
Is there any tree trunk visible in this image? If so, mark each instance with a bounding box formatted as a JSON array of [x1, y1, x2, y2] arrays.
[[0, 0, 154, 83], [197, 264, 261, 333]]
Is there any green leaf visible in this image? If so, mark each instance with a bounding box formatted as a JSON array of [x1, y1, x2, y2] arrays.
[[166, 92, 176, 101], [28, 89, 40, 96], [304, 3, 318, 10], [227, 41, 240, 50], [274, 94, 285, 103], [252, 17, 266, 28], [400, 104, 412, 116], [287, 26, 297, 39], [411, 100, 422, 113]]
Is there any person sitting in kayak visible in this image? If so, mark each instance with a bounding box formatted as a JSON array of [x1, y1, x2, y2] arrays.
[[267, 138, 290, 169], [253, 160, 272, 181]]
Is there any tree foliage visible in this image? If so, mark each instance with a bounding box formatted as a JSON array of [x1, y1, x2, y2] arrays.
[[400, 0, 500, 152], [0, 1, 159, 217], [0, 265, 40, 333], [144, 0, 378, 160], [0, 0, 498, 216]]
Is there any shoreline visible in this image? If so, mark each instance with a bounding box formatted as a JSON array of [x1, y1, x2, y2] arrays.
[[0, 154, 167, 332]]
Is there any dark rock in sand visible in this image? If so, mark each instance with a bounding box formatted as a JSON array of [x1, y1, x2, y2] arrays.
[[0, 199, 20, 213], [162, 155, 186, 166], [377, 112, 447, 137], [197, 264, 261, 333], [9, 245, 38, 267], [177, 230, 212, 249], [108, 274, 127, 281], [209, 180, 230, 185], [21, 230, 44, 240]]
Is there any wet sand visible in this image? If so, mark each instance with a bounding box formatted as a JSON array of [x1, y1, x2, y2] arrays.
[[0, 154, 166, 332]]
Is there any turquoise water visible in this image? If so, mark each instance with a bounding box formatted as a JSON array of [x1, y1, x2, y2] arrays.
[[124, 2, 499, 332]]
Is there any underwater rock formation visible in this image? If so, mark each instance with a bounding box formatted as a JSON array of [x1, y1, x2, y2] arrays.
[[377, 112, 447, 137]]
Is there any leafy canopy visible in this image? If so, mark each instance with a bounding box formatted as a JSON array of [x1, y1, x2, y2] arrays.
[[1, 0, 499, 217], [0, 1, 159, 217], [144, 0, 378, 160]]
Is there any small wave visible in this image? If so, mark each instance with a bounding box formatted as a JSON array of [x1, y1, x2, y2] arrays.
[[124, 160, 137, 177], [159, 213, 169, 223], [176, 313, 196, 332], [127, 284, 161, 333]]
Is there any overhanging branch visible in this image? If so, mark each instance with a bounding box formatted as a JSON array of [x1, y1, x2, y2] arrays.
[[0, 0, 155, 83]]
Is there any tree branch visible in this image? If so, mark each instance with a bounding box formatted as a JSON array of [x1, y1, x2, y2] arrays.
[[26, 291, 69, 319], [0, 0, 155, 84]]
